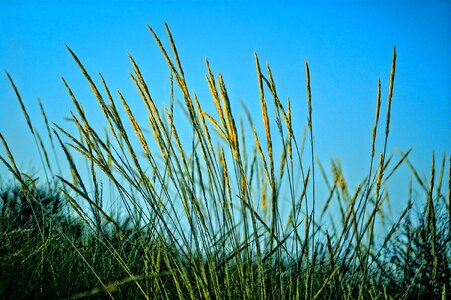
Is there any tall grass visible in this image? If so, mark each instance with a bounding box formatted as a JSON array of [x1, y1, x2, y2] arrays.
[[1, 24, 449, 299]]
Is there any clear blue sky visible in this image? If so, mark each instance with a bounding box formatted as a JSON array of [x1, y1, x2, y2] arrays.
[[1, 1, 450, 217]]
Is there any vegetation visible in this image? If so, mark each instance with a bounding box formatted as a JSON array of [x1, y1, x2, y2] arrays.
[[0, 24, 449, 299]]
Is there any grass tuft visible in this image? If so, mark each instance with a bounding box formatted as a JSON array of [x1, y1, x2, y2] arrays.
[[0, 26, 448, 300]]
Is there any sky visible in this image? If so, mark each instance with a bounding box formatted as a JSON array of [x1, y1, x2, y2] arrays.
[[0, 1, 450, 220]]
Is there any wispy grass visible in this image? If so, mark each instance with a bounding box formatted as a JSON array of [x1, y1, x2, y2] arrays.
[[0, 24, 449, 299]]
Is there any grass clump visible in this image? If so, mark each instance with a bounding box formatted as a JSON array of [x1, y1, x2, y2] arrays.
[[0, 23, 449, 299]]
